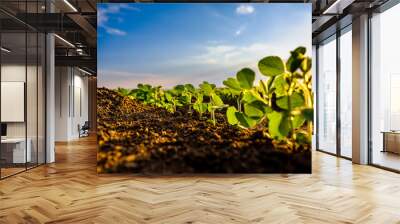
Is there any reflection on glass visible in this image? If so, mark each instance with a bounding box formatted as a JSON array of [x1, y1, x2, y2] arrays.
[[27, 31, 38, 169], [371, 4, 400, 171], [0, 0, 47, 178], [38, 33, 46, 165], [340, 29, 352, 158], [1, 31, 27, 177], [317, 36, 337, 154]]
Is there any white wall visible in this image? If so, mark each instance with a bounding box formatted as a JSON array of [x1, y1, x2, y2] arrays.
[[55, 66, 70, 141], [1, 63, 46, 164], [55, 67, 89, 141], [1, 65, 41, 138]]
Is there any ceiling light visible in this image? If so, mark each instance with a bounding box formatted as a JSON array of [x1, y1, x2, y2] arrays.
[[63, 0, 78, 12], [78, 67, 92, 76], [1, 47, 11, 53], [322, 0, 343, 14], [54, 34, 75, 48]]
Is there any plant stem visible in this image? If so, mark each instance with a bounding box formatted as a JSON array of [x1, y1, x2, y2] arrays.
[[298, 82, 313, 136], [211, 110, 216, 126], [287, 77, 294, 141]]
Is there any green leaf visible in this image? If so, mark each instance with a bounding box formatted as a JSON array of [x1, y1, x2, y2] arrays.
[[235, 112, 258, 128], [242, 91, 258, 103], [293, 46, 306, 55], [142, 84, 152, 91], [165, 92, 173, 102], [179, 95, 191, 104], [116, 87, 131, 96], [301, 57, 311, 72], [267, 111, 284, 139], [302, 108, 313, 121], [293, 114, 306, 128], [200, 103, 208, 113], [226, 106, 238, 125], [223, 77, 241, 91], [276, 92, 305, 110], [244, 100, 270, 118], [296, 130, 311, 144], [195, 92, 203, 103], [199, 82, 214, 96], [193, 102, 208, 114], [254, 100, 272, 114], [211, 93, 224, 106], [279, 114, 291, 137], [258, 56, 285, 77], [244, 102, 264, 119], [271, 74, 288, 97], [286, 56, 302, 73], [174, 84, 185, 93], [287, 47, 307, 73], [184, 84, 195, 92], [236, 68, 255, 89], [259, 80, 268, 95], [242, 90, 267, 104]]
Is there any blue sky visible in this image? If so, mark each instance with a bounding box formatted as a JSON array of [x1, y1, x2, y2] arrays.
[[98, 3, 311, 88]]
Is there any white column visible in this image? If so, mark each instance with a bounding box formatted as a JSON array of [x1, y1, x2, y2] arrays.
[[352, 14, 369, 164]]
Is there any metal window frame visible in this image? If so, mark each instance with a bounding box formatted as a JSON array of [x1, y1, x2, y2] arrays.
[[315, 23, 353, 161], [0, 0, 47, 180], [367, 1, 400, 173]]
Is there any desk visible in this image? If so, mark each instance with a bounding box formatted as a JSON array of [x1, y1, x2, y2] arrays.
[[1, 138, 31, 163], [381, 131, 400, 154]]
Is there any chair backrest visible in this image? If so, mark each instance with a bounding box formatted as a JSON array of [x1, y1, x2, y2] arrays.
[[82, 121, 90, 129]]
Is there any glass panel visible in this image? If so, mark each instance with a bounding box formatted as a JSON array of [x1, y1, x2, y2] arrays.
[[27, 30, 38, 169], [38, 32, 45, 165], [371, 4, 400, 171], [0, 1, 46, 178], [26, 0, 39, 169], [339, 28, 352, 158], [1, 30, 27, 177], [317, 36, 337, 154]]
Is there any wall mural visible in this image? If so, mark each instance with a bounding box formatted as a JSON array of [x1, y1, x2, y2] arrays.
[[97, 3, 313, 173]]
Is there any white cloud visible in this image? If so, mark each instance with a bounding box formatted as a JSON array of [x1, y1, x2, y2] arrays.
[[236, 5, 255, 15], [173, 43, 278, 67], [103, 26, 126, 36], [98, 40, 310, 89], [98, 4, 139, 35], [235, 26, 246, 36], [163, 41, 305, 87], [98, 70, 187, 89]]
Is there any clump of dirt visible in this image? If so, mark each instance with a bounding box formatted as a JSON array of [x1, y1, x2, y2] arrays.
[[97, 88, 311, 174]]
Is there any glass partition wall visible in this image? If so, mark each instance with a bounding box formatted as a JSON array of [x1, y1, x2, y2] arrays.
[[317, 35, 337, 155], [0, 2, 46, 179], [316, 26, 353, 159], [339, 26, 352, 159], [370, 3, 400, 171]]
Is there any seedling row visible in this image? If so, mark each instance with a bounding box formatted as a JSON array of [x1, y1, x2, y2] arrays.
[[116, 47, 313, 152]]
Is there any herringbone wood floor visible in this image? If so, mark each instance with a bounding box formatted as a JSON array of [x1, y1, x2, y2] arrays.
[[0, 136, 400, 224]]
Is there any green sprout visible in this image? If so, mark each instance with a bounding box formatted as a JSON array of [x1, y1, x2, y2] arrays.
[[114, 46, 313, 151]]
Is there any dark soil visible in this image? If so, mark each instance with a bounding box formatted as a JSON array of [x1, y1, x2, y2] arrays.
[[97, 88, 311, 174]]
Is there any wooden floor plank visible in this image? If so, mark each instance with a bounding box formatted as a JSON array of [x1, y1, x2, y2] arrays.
[[0, 136, 399, 223]]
